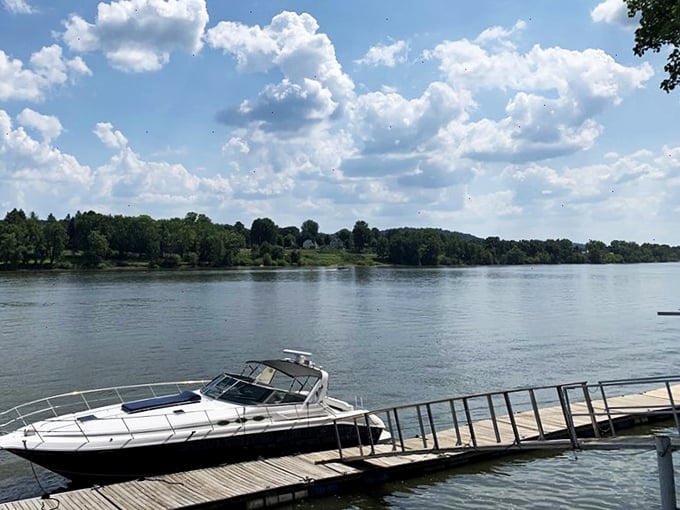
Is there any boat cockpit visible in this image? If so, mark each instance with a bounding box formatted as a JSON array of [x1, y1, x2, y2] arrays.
[[200, 358, 325, 406]]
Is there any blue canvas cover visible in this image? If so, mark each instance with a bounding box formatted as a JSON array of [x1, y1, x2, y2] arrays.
[[121, 390, 201, 414]]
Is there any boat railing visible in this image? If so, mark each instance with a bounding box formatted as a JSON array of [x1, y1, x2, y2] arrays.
[[327, 376, 680, 461], [0, 380, 210, 434]]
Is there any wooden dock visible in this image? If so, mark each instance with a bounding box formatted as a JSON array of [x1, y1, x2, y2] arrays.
[[2, 376, 680, 509]]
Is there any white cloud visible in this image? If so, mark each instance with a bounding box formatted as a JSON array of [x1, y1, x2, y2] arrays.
[[427, 37, 653, 161], [591, 0, 636, 28], [0, 45, 91, 102], [207, 10, 355, 131], [16, 109, 63, 142], [90, 123, 238, 215], [349, 81, 473, 156], [204, 21, 279, 73], [474, 19, 526, 49], [224, 137, 250, 155], [62, 0, 209, 72], [94, 122, 129, 149], [0, 109, 92, 215], [2, 0, 33, 14], [355, 40, 408, 67], [205, 15, 656, 229], [219, 78, 338, 131]]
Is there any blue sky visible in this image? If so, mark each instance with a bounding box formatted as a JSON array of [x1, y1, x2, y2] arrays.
[[1, 0, 678, 244]]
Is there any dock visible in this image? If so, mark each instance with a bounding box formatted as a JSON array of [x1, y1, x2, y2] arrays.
[[2, 375, 680, 509]]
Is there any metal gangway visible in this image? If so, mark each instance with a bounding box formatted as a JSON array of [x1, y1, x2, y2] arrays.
[[329, 375, 680, 461]]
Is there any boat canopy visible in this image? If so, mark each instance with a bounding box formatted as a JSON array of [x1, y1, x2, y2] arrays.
[[250, 359, 321, 378]]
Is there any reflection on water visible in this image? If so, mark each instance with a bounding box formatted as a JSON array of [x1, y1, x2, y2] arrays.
[[1, 264, 679, 505]]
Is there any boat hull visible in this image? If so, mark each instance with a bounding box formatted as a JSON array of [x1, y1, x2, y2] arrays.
[[7, 423, 383, 481]]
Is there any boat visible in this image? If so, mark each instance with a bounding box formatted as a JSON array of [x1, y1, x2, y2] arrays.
[[0, 349, 386, 481]]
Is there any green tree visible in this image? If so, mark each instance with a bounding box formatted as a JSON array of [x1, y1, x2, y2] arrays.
[[250, 218, 278, 246], [352, 220, 372, 252], [626, 0, 680, 92], [4, 208, 27, 224], [84, 230, 109, 266], [420, 231, 443, 265], [504, 245, 527, 265], [335, 228, 353, 250], [0, 230, 24, 268], [301, 219, 319, 243], [25, 212, 46, 264], [44, 214, 67, 265], [585, 240, 608, 264]]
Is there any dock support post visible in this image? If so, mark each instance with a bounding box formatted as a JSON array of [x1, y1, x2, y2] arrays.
[[656, 435, 677, 510]]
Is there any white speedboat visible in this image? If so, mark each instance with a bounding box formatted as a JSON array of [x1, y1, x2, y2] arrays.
[[0, 350, 386, 481]]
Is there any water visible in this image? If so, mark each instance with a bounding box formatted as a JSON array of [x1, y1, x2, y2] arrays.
[[0, 264, 679, 507]]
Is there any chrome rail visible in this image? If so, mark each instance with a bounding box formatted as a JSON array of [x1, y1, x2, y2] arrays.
[[0, 380, 210, 433]]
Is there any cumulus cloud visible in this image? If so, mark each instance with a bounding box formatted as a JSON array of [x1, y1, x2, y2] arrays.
[[207, 10, 354, 131], [16, 109, 63, 142], [91, 122, 236, 214], [218, 78, 338, 132], [427, 36, 653, 161], [349, 81, 473, 156], [591, 0, 636, 28], [62, 0, 209, 72], [204, 14, 658, 230], [0, 109, 92, 214], [0, 45, 91, 101], [94, 122, 129, 149], [355, 40, 408, 67]]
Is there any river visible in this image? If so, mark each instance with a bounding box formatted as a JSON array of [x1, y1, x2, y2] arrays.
[[1, 264, 679, 507]]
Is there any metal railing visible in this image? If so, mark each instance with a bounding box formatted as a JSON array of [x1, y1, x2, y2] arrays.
[[329, 376, 680, 462], [562, 375, 680, 439], [0, 380, 210, 440]]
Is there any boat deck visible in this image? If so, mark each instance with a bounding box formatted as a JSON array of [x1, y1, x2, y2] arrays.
[[2, 378, 679, 509]]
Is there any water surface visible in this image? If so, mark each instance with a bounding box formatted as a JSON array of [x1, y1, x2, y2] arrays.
[[1, 264, 679, 506]]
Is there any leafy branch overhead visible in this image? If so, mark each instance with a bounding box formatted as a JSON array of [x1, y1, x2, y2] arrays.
[[627, 0, 680, 92]]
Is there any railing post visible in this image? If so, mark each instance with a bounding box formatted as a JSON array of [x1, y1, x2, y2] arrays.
[[665, 381, 680, 435], [598, 383, 616, 437], [353, 417, 364, 456], [385, 411, 397, 451], [656, 435, 677, 510], [449, 399, 462, 446], [46, 398, 58, 418], [487, 394, 501, 443], [333, 419, 344, 461], [79, 393, 91, 411], [426, 403, 439, 450], [364, 413, 376, 455], [557, 385, 579, 449], [503, 392, 521, 445], [393, 409, 405, 452], [416, 405, 427, 448], [462, 398, 477, 448], [528, 389, 545, 440], [581, 382, 600, 438]]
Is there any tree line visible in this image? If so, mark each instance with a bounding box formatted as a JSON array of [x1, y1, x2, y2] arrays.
[[1, 208, 679, 269]]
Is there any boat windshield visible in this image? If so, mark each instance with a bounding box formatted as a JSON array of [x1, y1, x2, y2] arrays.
[[200, 361, 321, 406]]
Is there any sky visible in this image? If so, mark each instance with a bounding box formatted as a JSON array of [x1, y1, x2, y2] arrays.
[[0, 0, 679, 244]]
